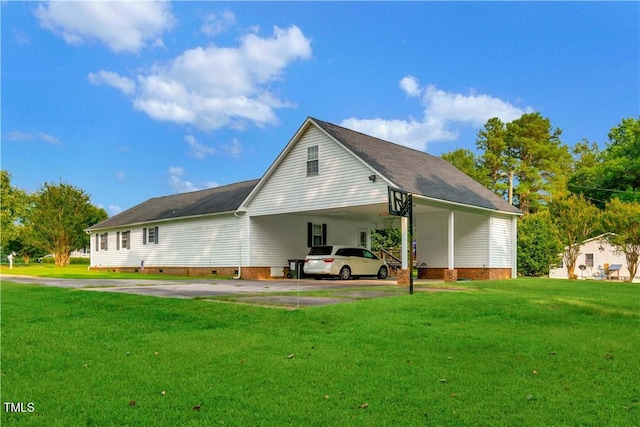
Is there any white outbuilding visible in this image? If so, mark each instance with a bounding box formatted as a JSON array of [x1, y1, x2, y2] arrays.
[[88, 117, 521, 282]]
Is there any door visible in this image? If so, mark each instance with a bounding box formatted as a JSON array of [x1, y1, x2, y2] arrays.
[[362, 249, 379, 275]]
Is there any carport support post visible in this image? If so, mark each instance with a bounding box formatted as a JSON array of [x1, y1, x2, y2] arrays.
[[401, 198, 414, 294]]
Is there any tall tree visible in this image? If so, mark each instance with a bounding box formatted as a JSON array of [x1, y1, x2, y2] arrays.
[[0, 170, 28, 249], [505, 113, 570, 213], [23, 182, 107, 266], [476, 117, 509, 196], [441, 148, 489, 186], [517, 211, 563, 277], [601, 198, 640, 282], [548, 194, 601, 279], [569, 117, 640, 207]]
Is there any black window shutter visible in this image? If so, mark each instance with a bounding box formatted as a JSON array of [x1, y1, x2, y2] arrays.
[[105, 233, 108, 251], [322, 224, 327, 245], [95, 234, 99, 251], [154, 226, 159, 244], [143, 228, 147, 245], [307, 222, 313, 247], [117, 232, 120, 250]]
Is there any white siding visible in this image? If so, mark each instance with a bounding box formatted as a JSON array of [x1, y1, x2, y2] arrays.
[[90, 214, 240, 268], [416, 212, 449, 268], [246, 126, 388, 216], [489, 216, 512, 268], [455, 211, 489, 268], [549, 237, 638, 282], [249, 214, 376, 266]]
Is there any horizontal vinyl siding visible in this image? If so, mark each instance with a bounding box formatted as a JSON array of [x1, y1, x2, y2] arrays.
[[490, 216, 512, 268], [249, 214, 375, 266], [90, 215, 239, 268], [247, 126, 387, 216], [455, 212, 489, 268], [416, 212, 449, 268]]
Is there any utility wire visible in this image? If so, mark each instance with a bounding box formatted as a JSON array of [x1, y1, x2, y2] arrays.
[[568, 183, 639, 195]]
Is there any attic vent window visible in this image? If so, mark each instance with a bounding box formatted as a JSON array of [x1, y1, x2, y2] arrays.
[[307, 145, 319, 176]]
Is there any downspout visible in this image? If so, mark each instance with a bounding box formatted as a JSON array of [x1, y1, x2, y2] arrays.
[[233, 211, 242, 279]]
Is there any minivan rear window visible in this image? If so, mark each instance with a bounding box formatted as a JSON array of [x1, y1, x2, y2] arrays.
[[308, 246, 333, 256]]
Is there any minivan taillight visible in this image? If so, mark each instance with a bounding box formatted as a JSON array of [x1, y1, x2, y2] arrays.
[[323, 258, 334, 263]]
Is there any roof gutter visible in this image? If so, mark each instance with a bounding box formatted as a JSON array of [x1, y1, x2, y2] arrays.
[[411, 193, 522, 216]]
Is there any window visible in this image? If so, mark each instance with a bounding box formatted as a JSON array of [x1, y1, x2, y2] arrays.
[[100, 233, 108, 251], [360, 231, 367, 248], [121, 231, 130, 250], [307, 222, 327, 247], [312, 224, 323, 246], [307, 146, 318, 176], [143, 227, 159, 245], [585, 253, 594, 268], [363, 249, 378, 260]]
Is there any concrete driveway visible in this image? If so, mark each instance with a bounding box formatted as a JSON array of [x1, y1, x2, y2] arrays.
[[2, 275, 453, 307]]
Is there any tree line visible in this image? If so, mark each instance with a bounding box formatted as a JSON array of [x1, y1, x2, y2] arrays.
[[1, 172, 107, 266], [442, 114, 639, 282]]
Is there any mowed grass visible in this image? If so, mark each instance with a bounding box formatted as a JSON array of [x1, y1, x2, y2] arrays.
[[0, 264, 231, 280], [1, 279, 639, 426]]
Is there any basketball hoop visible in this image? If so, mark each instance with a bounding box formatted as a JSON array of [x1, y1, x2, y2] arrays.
[[379, 212, 399, 230]]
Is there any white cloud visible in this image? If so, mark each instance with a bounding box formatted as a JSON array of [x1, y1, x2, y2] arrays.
[[5, 131, 62, 145], [34, 1, 175, 53], [115, 171, 125, 180], [95, 25, 311, 130], [399, 75, 421, 97], [201, 10, 235, 36], [88, 70, 136, 95], [109, 205, 122, 215], [167, 167, 217, 193], [185, 134, 216, 159], [221, 138, 243, 157], [342, 76, 533, 151]]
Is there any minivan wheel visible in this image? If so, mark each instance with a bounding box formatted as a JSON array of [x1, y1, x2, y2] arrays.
[[338, 266, 351, 280], [377, 266, 389, 279]]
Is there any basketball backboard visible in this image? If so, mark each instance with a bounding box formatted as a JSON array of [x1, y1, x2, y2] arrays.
[[388, 186, 412, 217]]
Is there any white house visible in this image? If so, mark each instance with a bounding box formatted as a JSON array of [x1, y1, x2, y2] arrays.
[[88, 117, 521, 282], [549, 234, 639, 282]]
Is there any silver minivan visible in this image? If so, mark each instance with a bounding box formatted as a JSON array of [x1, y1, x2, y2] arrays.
[[303, 245, 389, 280]]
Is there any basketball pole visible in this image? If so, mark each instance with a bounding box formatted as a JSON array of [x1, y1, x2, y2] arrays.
[[408, 194, 414, 295]]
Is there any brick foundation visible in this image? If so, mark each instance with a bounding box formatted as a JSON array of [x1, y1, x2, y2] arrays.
[[443, 269, 458, 282], [397, 269, 410, 286], [239, 267, 272, 280], [418, 267, 512, 281], [90, 266, 239, 277]]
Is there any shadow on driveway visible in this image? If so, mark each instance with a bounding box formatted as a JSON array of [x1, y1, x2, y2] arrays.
[[3, 275, 461, 308]]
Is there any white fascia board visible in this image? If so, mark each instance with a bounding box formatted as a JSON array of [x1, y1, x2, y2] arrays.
[[412, 193, 523, 216], [85, 210, 238, 233]]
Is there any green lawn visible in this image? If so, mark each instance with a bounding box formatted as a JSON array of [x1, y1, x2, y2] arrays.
[[0, 264, 231, 280], [1, 278, 638, 426]]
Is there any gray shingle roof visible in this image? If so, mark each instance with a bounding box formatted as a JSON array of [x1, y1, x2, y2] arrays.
[[311, 118, 520, 214], [88, 179, 260, 230]]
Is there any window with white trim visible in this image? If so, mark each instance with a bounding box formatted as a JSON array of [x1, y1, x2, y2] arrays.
[[118, 231, 130, 250], [585, 253, 594, 268], [143, 227, 159, 245], [100, 233, 108, 251], [307, 145, 319, 176], [307, 222, 327, 247]]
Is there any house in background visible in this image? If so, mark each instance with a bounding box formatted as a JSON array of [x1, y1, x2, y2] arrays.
[[88, 117, 521, 282], [549, 234, 639, 282]]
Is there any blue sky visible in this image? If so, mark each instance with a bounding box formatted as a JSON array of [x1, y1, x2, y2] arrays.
[[2, 1, 638, 216]]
